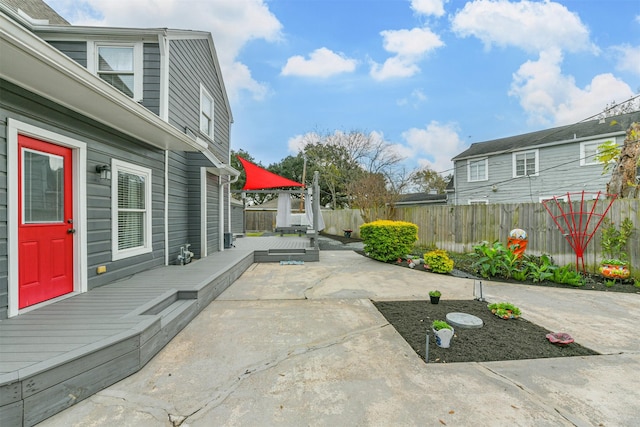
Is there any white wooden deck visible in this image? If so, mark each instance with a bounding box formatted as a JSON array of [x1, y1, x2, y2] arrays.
[[0, 236, 317, 426]]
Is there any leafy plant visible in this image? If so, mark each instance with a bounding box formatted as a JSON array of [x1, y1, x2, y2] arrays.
[[601, 217, 634, 264], [604, 279, 617, 288], [524, 254, 557, 283], [429, 290, 441, 297], [550, 265, 585, 287], [424, 249, 454, 273], [472, 241, 521, 279], [487, 302, 521, 319], [431, 320, 452, 331]]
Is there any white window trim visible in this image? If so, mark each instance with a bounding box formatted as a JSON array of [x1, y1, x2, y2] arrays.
[[468, 199, 488, 205], [200, 84, 214, 140], [512, 149, 539, 177], [467, 157, 488, 182], [580, 138, 614, 166], [111, 159, 153, 261], [87, 41, 143, 101]]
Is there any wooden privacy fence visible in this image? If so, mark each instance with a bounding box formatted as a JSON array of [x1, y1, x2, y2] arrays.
[[318, 199, 639, 272]]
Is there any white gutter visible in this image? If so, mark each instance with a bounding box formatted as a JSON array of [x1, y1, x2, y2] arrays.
[[0, 12, 205, 153]]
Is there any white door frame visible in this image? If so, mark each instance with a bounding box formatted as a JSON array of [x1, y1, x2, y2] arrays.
[[7, 119, 88, 317]]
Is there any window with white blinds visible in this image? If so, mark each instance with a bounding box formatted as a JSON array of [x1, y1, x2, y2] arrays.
[[111, 160, 152, 260]]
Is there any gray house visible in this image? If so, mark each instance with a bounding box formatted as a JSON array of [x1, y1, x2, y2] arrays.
[[0, 0, 238, 319], [450, 111, 640, 205]]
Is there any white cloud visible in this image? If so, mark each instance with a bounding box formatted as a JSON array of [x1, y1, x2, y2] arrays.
[[411, 0, 448, 18], [281, 48, 357, 78], [509, 49, 635, 125], [397, 89, 428, 107], [452, 0, 596, 54], [612, 44, 640, 76], [370, 27, 444, 80], [47, 0, 282, 101], [402, 121, 467, 173]]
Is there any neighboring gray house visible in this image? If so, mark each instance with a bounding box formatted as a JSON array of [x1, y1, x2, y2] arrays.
[[0, 0, 238, 319], [450, 111, 640, 205], [395, 192, 447, 207]]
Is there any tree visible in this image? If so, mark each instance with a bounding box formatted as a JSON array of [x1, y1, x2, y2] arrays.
[[409, 167, 449, 194], [347, 172, 398, 222], [605, 122, 640, 198]]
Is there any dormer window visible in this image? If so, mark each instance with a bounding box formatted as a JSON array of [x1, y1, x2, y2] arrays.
[[88, 42, 143, 101]]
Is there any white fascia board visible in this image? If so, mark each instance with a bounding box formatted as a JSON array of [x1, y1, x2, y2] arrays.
[[0, 13, 203, 153]]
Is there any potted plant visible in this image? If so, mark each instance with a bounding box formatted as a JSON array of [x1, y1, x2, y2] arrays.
[[599, 218, 633, 279], [429, 290, 441, 304], [431, 320, 454, 348], [487, 302, 521, 319]]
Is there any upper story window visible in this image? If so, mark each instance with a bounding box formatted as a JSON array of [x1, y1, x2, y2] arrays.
[[467, 158, 488, 182], [88, 42, 143, 101], [111, 159, 152, 261], [580, 138, 611, 166], [200, 85, 214, 139], [513, 150, 538, 177]]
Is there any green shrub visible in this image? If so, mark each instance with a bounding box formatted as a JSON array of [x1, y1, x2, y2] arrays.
[[424, 249, 454, 273], [360, 220, 418, 262]]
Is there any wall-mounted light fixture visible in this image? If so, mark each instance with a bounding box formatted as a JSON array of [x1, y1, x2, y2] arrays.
[[96, 164, 111, 180]]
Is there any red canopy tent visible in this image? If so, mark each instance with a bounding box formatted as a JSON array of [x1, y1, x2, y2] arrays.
[[237, 156, 304, 190]]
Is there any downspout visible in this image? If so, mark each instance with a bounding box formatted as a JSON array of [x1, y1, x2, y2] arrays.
[[219, 175, 224, 251], [164, 150, 169, 265]]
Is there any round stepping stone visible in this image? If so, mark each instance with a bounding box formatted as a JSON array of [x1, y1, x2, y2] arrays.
[[446, 312, 483, 329]]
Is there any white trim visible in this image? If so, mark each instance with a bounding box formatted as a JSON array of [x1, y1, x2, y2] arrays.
[[158, 33, 170, 121], [88, 41, 143, 101], [199, 84, 214, 140], [111, 159, 153, 261], [467, 157, 488, 182], [512, 149, 539, 177], [219, 175, 224, 251], [468, 199, 488, 205], [7, 119, 88, 318], [201, 168, 208, 258]]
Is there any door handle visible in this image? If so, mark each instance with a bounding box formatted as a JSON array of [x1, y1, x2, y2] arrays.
[[67, 228, 76, 234]]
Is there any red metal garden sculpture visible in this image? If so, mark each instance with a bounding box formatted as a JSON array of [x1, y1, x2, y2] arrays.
[[542, 191, 617, 272]]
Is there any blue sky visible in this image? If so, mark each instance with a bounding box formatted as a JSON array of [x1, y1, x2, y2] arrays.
[[47, 0, 640, 176]]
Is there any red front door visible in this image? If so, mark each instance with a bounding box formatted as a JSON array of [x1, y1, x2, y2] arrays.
[[18, 135, 74, 309]]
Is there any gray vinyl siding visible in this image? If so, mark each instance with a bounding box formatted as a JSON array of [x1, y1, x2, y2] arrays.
[[207, 172, 220, 253], [231, 202, 244, 234], [142, 43, 161, 116], [46, 40, 87, 67], [167, 151, 193, 264], [0, 116, 7, 320], [0, 80, 166, 306], [452, 139, 617, 205], [167, 38, 231, 161]]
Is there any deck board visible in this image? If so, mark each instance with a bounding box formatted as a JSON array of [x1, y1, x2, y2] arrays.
[[0, 236, 318, 426]]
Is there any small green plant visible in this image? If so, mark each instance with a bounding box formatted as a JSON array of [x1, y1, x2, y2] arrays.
[[524, 254, 557, 283], [604, 279, 617, 288], [600, 258, 628, 266], [634, 279, 640, 289], [423, 249, 454, 273], [428, 290, 441, 297], [431, 320, 452, 331], [600, 217, 634, 264], [472, 241, 520, 278], [550, 265, 585, 287], [487, 302, 521, 319]]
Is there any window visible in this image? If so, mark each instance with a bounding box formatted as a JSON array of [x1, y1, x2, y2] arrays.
[[580, 139, 611, 166], [467, 158, 488, 182], [468, 199, 488, 205], [88, 42, 142, 100], [200, 85, 214, 139], [513, 150, 538, 177], [112, 160, 152, 260]]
